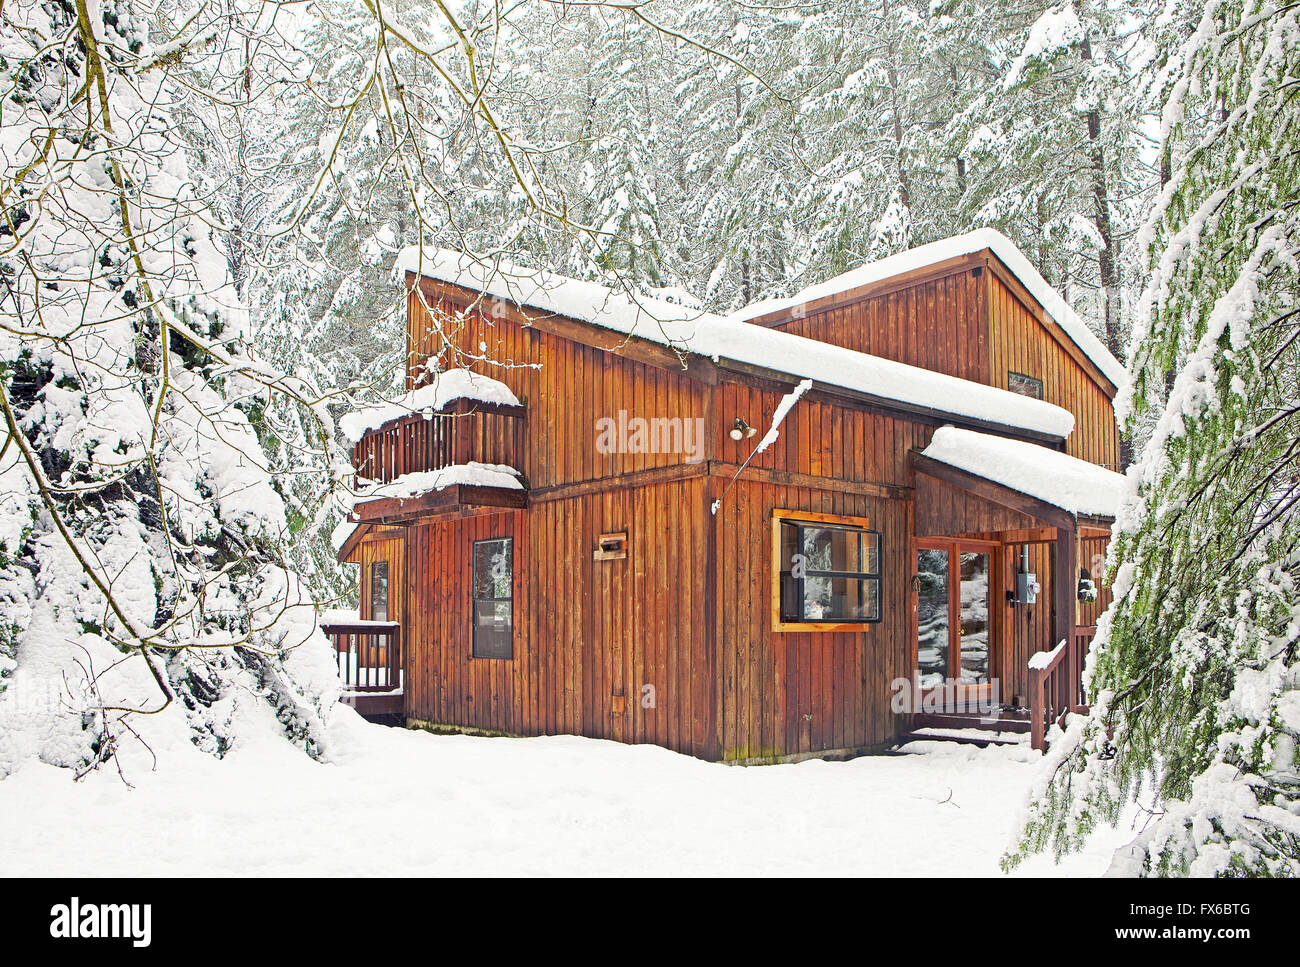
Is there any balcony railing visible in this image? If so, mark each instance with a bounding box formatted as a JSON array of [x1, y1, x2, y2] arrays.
[[1028, 625, 1096, 751], [353, 398, 526, 486], [322, 620, 401, 693]]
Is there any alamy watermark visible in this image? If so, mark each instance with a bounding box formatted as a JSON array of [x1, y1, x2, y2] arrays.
[[595, 410, 705, 464], [50, 897, 151, 947], [890, 672, 1005, 722]]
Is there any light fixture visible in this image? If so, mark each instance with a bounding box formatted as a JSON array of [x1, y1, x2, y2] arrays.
[[730, 417, 757, 441]]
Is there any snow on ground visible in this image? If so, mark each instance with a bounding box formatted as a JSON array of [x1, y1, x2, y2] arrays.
[[0, 710, 1138, 877]]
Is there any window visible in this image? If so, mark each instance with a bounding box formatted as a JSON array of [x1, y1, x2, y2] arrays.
[[773, 512, 881, 630], [472, 538, 513, 659], [370, 562, 389, 622], [1008, 371, 1044, 400]]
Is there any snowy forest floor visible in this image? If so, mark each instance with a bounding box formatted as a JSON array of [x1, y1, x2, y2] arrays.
[[0, 710, 1136, 876]]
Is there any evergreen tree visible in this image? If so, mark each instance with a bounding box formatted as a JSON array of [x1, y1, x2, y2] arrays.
[[1006, 0, 1300, 875], [940, 0, 1153, 359]]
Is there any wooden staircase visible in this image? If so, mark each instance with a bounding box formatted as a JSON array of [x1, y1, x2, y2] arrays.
[[895, 626, 1099, 753], [894, 711, 1031, 750]]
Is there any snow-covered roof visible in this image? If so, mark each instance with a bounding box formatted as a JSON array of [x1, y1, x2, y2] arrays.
[[730, 228, 1126, 389], [397, 247, 1077, 440], [339, 369, 521, 443], [920, 426, 1128, 520], [333, 462, 525, 557]]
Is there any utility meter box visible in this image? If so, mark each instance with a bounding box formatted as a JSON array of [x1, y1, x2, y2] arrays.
[[1017, 571, 1039, 605]]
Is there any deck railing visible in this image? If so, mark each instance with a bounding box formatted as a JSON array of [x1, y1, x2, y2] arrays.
[[1028, 625, 1096, 752], [321, 620, 401, 693], [353, 399, 526, 486]]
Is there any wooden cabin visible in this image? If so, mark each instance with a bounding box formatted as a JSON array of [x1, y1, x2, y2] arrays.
[[325, 230, 1126, 760]]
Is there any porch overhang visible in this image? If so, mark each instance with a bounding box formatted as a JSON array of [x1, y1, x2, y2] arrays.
[[913, 425, 1123, 530], [335, 521, 371, 563], [910, 427, 1122, 653], [909, 450, 1114, 534]]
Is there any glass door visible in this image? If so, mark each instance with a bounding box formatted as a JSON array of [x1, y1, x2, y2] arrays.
[[916, 548, 950, 691], [916, 541, 995, 709], [957, 549, 991, 686]]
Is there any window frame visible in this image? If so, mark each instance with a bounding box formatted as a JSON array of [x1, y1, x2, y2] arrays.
[[1007, 371, 1044, 400], [770, 510, 882, 632], [471, 536, 514, 660]]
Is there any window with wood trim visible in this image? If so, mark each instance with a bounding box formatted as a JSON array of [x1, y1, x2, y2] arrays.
[[1008, 371, 1044, 399], [773, 511, 881, 631], [370, 561, 389, 622], [472, 538, 513, 659]]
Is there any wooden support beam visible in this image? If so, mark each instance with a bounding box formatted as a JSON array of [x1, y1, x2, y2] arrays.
[[1054, 523, 1077, 654], [335, 521, 371, 563]]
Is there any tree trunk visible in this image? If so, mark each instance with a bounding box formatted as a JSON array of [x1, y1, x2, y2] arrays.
[[1081, 36, 1121, 365]]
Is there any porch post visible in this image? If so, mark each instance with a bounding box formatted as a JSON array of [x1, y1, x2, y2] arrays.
[[1054, 522, 1077, 650]]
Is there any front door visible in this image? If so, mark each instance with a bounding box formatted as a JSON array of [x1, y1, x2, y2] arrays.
[[916, 540, 995, 710]]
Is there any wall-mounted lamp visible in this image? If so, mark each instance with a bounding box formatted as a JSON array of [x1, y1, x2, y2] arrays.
[[1077, 567, 1098, 602], [730, 418, 757, 441]]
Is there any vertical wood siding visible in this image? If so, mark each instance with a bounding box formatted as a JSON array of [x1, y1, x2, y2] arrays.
[[402, 478, 714, 758], [712, 481, 911, 760], [356, 528, 405, 629], [777, 267, 989, 384], [368, 264, 1117, 761], [772, 262, 1120, 468], [406, 283, 709, 491], [985, 273, 1119, 467]]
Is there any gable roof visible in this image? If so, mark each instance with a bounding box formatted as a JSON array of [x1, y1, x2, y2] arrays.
[[396, 245, 1077, 441], [731, 229, 1127, 389]]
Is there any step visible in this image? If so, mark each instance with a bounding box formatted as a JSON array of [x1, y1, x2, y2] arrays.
[[913, 712, 1030, 733], [895, 729, 1026, 749]]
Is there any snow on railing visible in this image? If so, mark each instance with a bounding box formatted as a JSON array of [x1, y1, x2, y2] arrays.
[[1028, 627, 1096, 752]]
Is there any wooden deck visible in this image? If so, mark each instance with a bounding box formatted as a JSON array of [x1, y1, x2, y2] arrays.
[[322, 620, 404, 719]]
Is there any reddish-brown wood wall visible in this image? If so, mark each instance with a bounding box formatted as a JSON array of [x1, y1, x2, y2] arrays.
[[356, 527, 405, 628], [986, 272, 1119, 467], [400, 478, 714, 758], [777, 264, 990, 384], [712, 480, 912, 760], [406, 281, 710, 492]]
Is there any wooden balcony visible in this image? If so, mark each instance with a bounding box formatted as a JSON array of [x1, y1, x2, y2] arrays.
[[353, 396, 527, 486], [346, 397, 528, 526], [322, 619, 403, 716], [1028, 625, 1096, 751]]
